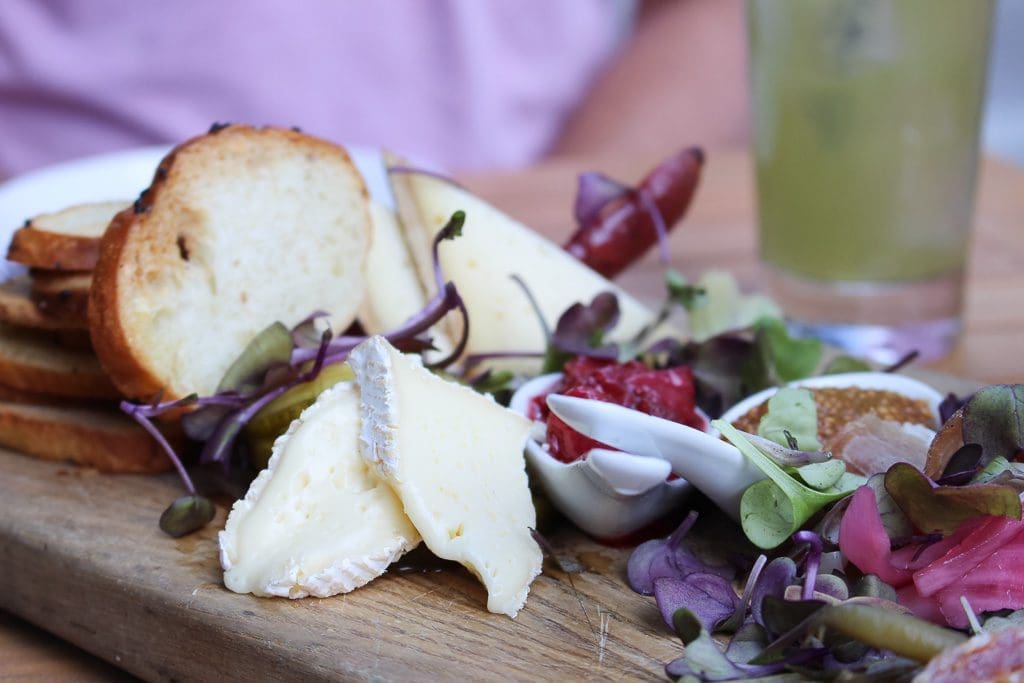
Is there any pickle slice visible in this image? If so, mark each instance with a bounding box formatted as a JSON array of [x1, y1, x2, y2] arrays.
[[244, 363, 354, 441]]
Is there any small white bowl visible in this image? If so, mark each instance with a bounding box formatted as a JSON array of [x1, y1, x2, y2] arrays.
[[509, 372, 694, 540], [720, 371, 943, 426]]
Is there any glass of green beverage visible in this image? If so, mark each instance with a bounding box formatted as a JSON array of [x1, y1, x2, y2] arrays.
[[747, 0, 994, 363]]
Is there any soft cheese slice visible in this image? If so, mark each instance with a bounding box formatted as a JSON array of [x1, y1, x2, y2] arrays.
[[218, 382, 420, 598], [349, 336, 542, 617], [357, 200, 452, 353], [389, 170, 668, 372]]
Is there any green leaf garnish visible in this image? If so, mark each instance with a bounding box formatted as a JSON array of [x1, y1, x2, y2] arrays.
[[883, 462, 1022, 535], [716, 421, 861, 549], [758, 387, 822, 451], [792, 460, 847, 491], [685, 270, 780, 342], [962, 384, 1024, 466], [217, 321, 293, 393], [753, 318, 823, 384]]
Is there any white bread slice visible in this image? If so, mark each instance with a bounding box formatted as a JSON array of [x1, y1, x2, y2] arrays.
[[0, 276, 87, 330], [0, 401, 170, 473], [29, 270, 91, 322], [0, 322, 119, 399], [89, 124, 372, 401], [219, 381, 420, 598], [6, 201, 127, 270], [388, 170, 669, 373]]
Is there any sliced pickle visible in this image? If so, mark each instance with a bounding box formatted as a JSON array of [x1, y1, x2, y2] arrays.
[[244, 363, 354, 440], [245, 434, 279, 472]]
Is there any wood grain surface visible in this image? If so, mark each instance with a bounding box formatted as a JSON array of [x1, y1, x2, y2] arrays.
[[1, 148, 1022, 680]]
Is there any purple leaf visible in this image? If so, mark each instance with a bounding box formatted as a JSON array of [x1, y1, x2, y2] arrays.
[[654, 573, 739, 632], [551, 292, 621, 357], [749, 557, 797, 627], [627, 512, 735, 596], [574, 172, 629, 225]]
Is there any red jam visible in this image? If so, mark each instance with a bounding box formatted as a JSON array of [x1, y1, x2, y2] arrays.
[[529, 356, 705, 464]]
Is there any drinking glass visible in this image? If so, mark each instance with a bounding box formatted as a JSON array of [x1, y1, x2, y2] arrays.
[[747, 0, 995, 363]]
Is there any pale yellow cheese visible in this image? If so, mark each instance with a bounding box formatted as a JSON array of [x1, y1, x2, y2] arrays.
[[350, 336, 542, 617], [391, 172, 668, 373], [218, 382, 420, 598]]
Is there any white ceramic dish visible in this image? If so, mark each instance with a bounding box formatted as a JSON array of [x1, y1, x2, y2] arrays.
[[509, 372, 694, 540], [521, 370, 945, 536], [720, 371, 944, 426], [0, 143, 392, 281]]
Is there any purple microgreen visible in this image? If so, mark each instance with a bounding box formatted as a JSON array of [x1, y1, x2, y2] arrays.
[[750, 557, 797, 627], [573, 171, 629, 226], [158, 495, 216, 538], [962, 384, 1024, 466], [719, 554, 768, 633], [122, 399, 199, 495], [627, 511, 733, 595], [755, 597, 830, 654], [883, 461, 1022, 535], [636, 185, 671, 266], [430, 210, 465, 292], [792, 530, 822, 601], [216, 321, 293, 394], [510, 274, 552, 342], [939, 392, 971, 423], [882, 349, 920, 373], [290, 310, 329, 348], [810, 574, 849, 603], [723, 622, 770, 666], [742, 432, 832, 467], [654, 573, 739, 633], [550, 292, 620, 357], [814, 494, 851, 546]]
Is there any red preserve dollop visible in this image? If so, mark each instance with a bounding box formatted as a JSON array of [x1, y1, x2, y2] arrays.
[[529, 356, 705, 464]]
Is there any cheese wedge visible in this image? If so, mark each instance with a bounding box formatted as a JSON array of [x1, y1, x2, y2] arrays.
[[350, 336, 542, 617], [389, 170, 667, 372], [218, 382, 420, 598], [357, 200, 453, 356]]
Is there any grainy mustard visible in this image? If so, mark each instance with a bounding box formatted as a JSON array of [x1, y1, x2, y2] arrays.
[[732, 387, 935, 444]]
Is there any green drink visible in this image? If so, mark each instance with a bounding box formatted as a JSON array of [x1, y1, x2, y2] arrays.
[[747, 0, 993, 362]]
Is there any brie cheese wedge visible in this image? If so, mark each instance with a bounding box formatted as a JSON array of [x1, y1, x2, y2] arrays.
[[218, 381, 420, 598], [350, 336, 542, 617], [389, 170, 669, 372]]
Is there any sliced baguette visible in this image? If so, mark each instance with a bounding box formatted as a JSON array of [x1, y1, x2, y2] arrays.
[[89, 124, 371, 401], [0, 276, 88, 330], [0, 401, 171, 473], [6, 200, 127, 270], [0, 322, 119, 398], [29, 270, 92, 322]]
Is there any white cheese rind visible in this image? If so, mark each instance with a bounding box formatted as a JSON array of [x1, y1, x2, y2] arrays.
[[218, 382, 420, 598], [396, 174, 668, 372], [350, 336, 542, 617]]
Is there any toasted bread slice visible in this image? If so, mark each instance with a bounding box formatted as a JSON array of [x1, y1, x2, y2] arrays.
[[89, 125, 371, 401], [0, 401, 171, 473], [29, 270, 91, 322], [0, 322, 119, 398], [6, 201, 127, 270], [0, 276, 87, 330]]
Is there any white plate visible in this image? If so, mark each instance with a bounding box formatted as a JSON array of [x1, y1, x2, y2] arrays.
[[0, 143, 392, 281]]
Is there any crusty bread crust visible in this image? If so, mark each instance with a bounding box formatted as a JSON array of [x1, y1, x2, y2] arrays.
[[6, 201, 126, 270], [0, 322, 119, 399], [0, 276, 87, 330], [89, 124, 371, 402], [0, 401, 171, 473], [29, 271, 91, 322]]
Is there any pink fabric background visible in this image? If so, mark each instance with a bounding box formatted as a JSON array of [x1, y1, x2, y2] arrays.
[[0, 0, 629, 176]]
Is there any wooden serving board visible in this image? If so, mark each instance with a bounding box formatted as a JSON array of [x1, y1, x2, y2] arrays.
[[0, 448, 688, 681]]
